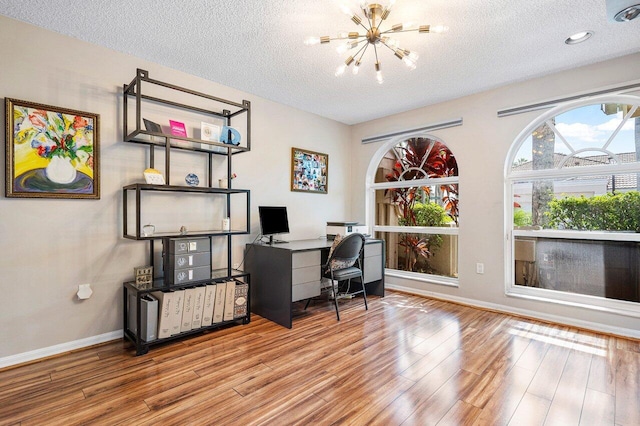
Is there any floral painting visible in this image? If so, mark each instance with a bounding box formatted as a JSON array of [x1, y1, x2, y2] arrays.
[[5, 98, 100, 198], [291, 147, 328, 194]]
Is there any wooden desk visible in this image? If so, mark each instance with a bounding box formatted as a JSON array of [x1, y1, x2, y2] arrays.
[[245, 238, 385, 328]]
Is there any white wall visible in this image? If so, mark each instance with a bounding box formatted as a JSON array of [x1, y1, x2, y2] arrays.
[[0, 16, 351, 363], [350, 53, 640, 336]]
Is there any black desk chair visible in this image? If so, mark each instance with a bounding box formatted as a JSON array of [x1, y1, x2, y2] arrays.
[[305, 233, 368, 321]]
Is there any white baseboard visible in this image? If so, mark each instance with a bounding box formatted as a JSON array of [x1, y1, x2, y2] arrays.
[[0, 330, 122, 369], [386, 284, 640, 340]]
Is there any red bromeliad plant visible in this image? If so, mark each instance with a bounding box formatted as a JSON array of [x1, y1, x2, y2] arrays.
[[385, 137, 458, 271]]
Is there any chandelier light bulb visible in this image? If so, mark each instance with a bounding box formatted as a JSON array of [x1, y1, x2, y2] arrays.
[[404, 50, 419, 61], [352, 60, 361, 75], [402, 56, 417, 70], [340, 4, 353, 17], [304, 36, 321, 46], [386, 0, 396, 13], [335, 63, 347, 76], [375, 62, 383, 84], [431, 24, 449, 33], [385, 37, 399, 48], [337, 42, 350, 54], [401, 21, 415, 30]]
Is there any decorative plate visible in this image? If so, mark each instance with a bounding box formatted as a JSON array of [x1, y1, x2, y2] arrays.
[[185, 173, 199, 186]]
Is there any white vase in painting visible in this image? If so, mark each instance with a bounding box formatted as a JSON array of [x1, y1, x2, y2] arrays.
[[45, 156, 77, 184]]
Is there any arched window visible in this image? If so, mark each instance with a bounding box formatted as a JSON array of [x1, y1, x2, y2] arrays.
[[505, 95, 640, 316], [367, 135, 459, 285]]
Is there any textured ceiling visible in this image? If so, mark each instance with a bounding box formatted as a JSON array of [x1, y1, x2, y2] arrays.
[[0, 0, 639, 124]]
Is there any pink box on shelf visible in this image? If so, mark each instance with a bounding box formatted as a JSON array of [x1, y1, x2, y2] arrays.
[[169, 120, 187, 137]]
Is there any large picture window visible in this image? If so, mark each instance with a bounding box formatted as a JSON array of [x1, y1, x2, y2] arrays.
[[506, 95, 640, 316], [368, 136, 459, 285]]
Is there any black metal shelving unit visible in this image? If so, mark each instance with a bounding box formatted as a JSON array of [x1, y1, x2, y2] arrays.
[[121, 69, 252, 355]]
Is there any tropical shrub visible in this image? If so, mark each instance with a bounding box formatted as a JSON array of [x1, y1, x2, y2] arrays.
[[513, 208, 532, 226], [547, 191, 640, 232]]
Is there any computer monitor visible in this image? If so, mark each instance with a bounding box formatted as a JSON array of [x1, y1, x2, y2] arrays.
[[258, 206, 290, 244]]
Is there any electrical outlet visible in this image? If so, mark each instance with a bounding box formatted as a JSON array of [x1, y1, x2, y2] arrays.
[[476, 263, 484, 274]]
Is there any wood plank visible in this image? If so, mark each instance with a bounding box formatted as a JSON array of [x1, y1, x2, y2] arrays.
[[367, 350, 465, 426], [402, 369, 481, 425], [0, 389, 85, 426], [471, 366, 535, 426], [437, 400, 482, 426], [462, 335, 530, 409], [544, 349, 592, 425], [526, 343, 570, 401], [579, 388, 615, 426], [507, 392, 551, 426], [586, 344, 616, 396], [614, 348, 640, 426]]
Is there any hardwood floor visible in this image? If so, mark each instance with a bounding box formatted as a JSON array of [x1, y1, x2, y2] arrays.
[[2, 291, 639, 425]]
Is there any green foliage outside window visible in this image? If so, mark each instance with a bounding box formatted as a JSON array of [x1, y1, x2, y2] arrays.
[[547, 191, 640, 232], [513, 209, 532, 226], [397, 202, 451, 272]]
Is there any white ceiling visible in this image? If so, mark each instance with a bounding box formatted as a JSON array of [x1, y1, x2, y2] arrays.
[[1, 0, 639, 124]]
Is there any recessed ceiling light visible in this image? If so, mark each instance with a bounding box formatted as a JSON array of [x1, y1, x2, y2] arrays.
[[565, 31, 593, 45], [614, 4, 640, 22]]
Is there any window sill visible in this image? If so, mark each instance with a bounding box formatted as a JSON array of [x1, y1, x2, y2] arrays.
[[506, 285, 640, 319], [386, 269, 459, 288]]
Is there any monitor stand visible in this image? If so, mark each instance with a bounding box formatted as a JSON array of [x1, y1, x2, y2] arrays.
[[268, 235, 287, 245]]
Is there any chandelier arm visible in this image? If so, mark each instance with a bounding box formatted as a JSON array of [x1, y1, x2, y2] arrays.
[[380, 40, 400, 54], [381, 28, 422, 35], [330, 34, 367, 41], [354, 41, 370, 61]]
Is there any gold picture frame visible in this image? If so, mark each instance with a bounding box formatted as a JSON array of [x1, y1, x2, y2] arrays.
[[291, 147, 328, 194], [5, 98, 100, 199]]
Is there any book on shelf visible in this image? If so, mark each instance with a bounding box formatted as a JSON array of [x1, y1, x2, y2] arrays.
[[191, 286, 206, 329], [233, 282, 249, 319], [128, 293, 158, 342], [170, 289, 185, 335], [212, 282, 227, 324], [223, 280, 236, 321], [151, 290, 174, 339], [180, 287, 196, 332], [202, 283, 216, 326], [169, 120, 187, 137], [143, 118, 163, 133]]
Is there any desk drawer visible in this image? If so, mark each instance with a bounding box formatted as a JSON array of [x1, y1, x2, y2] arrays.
[[292, 280, 321, 302], [364, 256, 382, 282], [292, 265, 321, 285], [365, 242, 382, 258], [292, 251, 321, 269]]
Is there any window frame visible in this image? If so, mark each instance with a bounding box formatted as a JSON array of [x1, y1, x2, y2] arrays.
[[366, 132, 459, 286], [504, 94, 640, 318]]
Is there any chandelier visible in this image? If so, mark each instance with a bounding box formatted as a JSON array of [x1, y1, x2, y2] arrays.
[[304, 1, 448, 84]]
